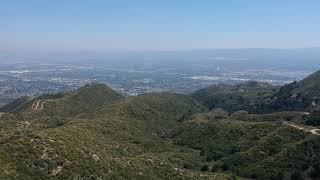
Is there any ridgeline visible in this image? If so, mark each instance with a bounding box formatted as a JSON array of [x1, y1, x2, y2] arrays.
[[1, 71, 320, 179]]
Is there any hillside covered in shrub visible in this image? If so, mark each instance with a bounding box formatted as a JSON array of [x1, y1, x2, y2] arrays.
[[0, 70, 320, 179]]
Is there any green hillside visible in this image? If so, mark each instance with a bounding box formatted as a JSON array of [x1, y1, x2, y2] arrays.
[[259, 70, 320, 113], [170, 110, 320, 179], [0, 71, 320, 179], [0, 96, 33, 113], [0, 83, 122, 117], [191, 71, 320, 126], [191, 81, 277, 112], [0, 89, 228, 179], [96, 92, 206, 135]]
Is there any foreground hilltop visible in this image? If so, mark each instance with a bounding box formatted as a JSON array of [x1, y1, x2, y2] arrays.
[[0, 71, 320, 179]]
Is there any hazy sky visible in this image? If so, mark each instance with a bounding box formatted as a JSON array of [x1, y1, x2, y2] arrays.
[[1, 0, 320, 51]]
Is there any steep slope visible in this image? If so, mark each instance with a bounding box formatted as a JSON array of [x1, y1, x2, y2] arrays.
[[299, 70, 320, 93], [258, 70, 320, 113], [0, 83, 122, 117], [306, 110, 320, 126], [170, 110, 320, 179], [0, 97, 17, 108], [191, 81, 276, 112], [0, 96, 33, 113]]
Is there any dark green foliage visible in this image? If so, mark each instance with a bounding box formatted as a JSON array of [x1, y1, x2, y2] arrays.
[[191, 81, 276, 112], [257, 82, 310, 112], [0, 96, 32, 113], [306, 110, 320, 126], [256, 70, 320, 113], [229, 111, 308, 123], [170, 110, 320, 179]]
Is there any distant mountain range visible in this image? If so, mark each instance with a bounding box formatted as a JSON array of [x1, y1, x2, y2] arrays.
[[0, 69, 320, 179]]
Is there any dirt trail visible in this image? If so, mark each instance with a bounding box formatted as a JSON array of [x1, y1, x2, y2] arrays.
[[310, 129, 320, 135], [34, 100, 41, 110], [40, 100, 47, 110], [32, 99, 52, 111], [283, 121, 320, 136], [32, 100, 41, 111], [40, 147, 49, 159]]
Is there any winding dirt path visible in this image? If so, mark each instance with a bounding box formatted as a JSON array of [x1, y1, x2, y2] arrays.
[[34, 100, 41, 110], [283, 121, 320, 136], [32, 99, 52, 111], [32, 100, 41, 111], [40, 100, 47, 110], [310, 129, 320, 135]]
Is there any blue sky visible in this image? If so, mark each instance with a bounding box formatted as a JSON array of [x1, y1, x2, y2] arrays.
[[1, 0, 320, 51]]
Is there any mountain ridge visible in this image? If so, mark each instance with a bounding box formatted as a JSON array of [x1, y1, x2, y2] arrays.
[[0, 71, 320, 179]]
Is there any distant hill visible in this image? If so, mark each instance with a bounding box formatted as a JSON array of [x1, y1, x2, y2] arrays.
[[0, 96, 33, 113], [258, 70, 320, 113], [191, 81, 277, 112], [0, 83, 122, 117], [0, 83, 123, 130], [191, 71, 320, 114]]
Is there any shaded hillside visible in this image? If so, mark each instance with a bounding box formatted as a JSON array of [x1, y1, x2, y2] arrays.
[[258, 70, 320, 113], [191, 71, 320, 126], [191, 81, 277, 112], [0, 97, 16, 108], [306, 110, 320, 126], [0, 96, 32, 113], [170, 110, 320, 179]]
